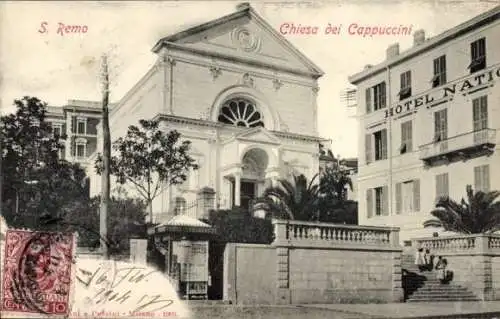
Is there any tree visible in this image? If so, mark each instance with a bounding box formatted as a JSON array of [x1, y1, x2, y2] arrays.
[[253, 173, 320, 221], [318, 166, 358, 224], [427, 185, 500, 234], [1, 97, 89, 229], [42, 194, 148, 256], [205, 207, 274, 244], [95, 119, 198, 223]]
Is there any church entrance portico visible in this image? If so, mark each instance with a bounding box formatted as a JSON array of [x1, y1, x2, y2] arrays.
[[219, 138, 281, 209]]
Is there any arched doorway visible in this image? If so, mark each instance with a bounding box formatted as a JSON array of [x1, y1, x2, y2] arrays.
[[234, 148, 269, 210]]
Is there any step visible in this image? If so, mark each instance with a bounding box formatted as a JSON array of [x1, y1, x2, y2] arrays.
[[411, 292, 477, 298], [413, 288, 470, 294], [408, 294, 479, 299], [407, 298, 480, 302]]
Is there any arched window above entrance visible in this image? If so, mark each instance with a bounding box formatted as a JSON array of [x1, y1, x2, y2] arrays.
[[217, 98, 264, 128]]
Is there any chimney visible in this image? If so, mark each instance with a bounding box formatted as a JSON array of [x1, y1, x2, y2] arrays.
[[236, 2, 251, 10], [386, 43, 400, 59], [413, 29, 426, 46]]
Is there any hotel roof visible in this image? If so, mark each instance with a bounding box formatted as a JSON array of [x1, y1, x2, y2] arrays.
[[348, 5, 500, 84]]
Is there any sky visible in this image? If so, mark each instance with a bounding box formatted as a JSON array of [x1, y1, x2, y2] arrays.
[[0, 0, 497, 158]]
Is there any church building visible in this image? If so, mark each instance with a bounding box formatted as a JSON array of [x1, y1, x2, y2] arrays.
[[89, 3, 329, 223]]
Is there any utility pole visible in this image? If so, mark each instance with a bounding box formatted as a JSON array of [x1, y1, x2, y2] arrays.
[[100, 54, 111, 259]]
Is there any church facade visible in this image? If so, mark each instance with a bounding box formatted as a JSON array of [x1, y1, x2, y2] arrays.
[[89, 3, 328, 223]]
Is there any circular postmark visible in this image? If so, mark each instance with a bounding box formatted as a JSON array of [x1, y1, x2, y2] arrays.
[[8, 230, 117, 316], [11, 231, 74, 314]]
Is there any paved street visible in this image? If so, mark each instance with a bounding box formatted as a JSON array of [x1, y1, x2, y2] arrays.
[[189, 305, 375, 319], [189, 302, 500, 319]]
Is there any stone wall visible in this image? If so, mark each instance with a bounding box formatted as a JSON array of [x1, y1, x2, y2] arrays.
[[224, 220, 403, 305]]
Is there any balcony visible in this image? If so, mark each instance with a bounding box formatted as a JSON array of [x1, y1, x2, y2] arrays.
[[419, 128, 496, 165]]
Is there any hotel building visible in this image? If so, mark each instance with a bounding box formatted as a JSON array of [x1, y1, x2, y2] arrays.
[[348, 6, 500, 241], [45, 99, 113, 165]]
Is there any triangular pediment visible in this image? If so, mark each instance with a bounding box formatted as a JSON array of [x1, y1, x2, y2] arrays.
[[152, 6, 323, 77], [234, 127, 281, 145]]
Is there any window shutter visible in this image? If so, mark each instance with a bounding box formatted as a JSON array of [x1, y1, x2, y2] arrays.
[[366, 189, 373, 218], [413, 179, 420, 212], [481, 96, 488, 129], [483, 165, 490, 192], [474, 166, 482, 192], [365, 88, 372, 114], [381, 129, 388, 159], [433, 58, 439, 76], [365, 134, 372, 164], [473, 98, 480, 130], [406, 121, 413, 151], [443, 173, 449, 197], [395, 182, 402, 214], [382, 186, 389, 216], [442, 109, 448, 139], [381, 82, 387, 108], [71, 116, 77, 134]]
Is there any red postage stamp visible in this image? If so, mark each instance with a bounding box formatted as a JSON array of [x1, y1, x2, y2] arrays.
[[1, 229, 76, 317]]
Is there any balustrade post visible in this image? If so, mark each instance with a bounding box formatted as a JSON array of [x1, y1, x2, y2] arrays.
[[389, 229, 400, 246], [474, 235, 494, 301], [272, 219, 288, 244]]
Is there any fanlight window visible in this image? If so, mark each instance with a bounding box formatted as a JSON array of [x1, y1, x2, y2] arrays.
[[217, 98, 264, 128]]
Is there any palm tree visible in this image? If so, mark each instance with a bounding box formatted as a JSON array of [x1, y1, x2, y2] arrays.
[[426, 185, 500, 234], [253, 173, 320, 221], [319, 165, 353, 202]]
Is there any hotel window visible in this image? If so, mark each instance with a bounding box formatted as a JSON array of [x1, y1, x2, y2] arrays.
[[473, 96, 488, 143], [75, 139, 87, 159], [52, 124, 62, 137], [365, 129, 387, 164], [77, 118, 86, 134], [374, 129, 387, 161], [395, 179, 420, 214], [432, 55, 447, 88], [434, 109, 448, 142], [366, 186, 388, 218], [469, 38, 486, 73], [474, 165, 490, 193], [435, 173, 449, 200], [373, 82, 387, 111], [365, 82, 387, 113], [400, 120, 412, 154], [399, 71, 412, 100]]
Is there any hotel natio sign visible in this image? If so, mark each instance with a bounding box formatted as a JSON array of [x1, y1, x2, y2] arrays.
[[384, 66, 500, 118]]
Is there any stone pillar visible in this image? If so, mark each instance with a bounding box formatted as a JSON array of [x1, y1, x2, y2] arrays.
[[475, 235, 494, 300], [391, 252, 404, 302], [197, 187, 216, 219], [234, 173, 241, 207], [275, 247, 291, 304]]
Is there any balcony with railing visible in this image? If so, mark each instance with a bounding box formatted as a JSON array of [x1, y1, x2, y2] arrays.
[[419, 128, 496, 165]]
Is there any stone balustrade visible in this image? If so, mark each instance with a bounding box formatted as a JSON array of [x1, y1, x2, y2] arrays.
[[411, 234, 500, 301], [273, 219, 401, 250], [413, 234, 500, 254]]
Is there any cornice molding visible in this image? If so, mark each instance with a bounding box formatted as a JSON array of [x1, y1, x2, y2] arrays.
[[153, 113, 328, 143], [163, 51, 318, 88], [162, 42, 320, 80]]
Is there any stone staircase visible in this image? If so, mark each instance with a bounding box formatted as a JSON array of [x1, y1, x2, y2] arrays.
[[401, 254, 480, 302]]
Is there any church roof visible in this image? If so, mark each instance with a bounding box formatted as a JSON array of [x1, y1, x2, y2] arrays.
[[151, 3, 324, 78]]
